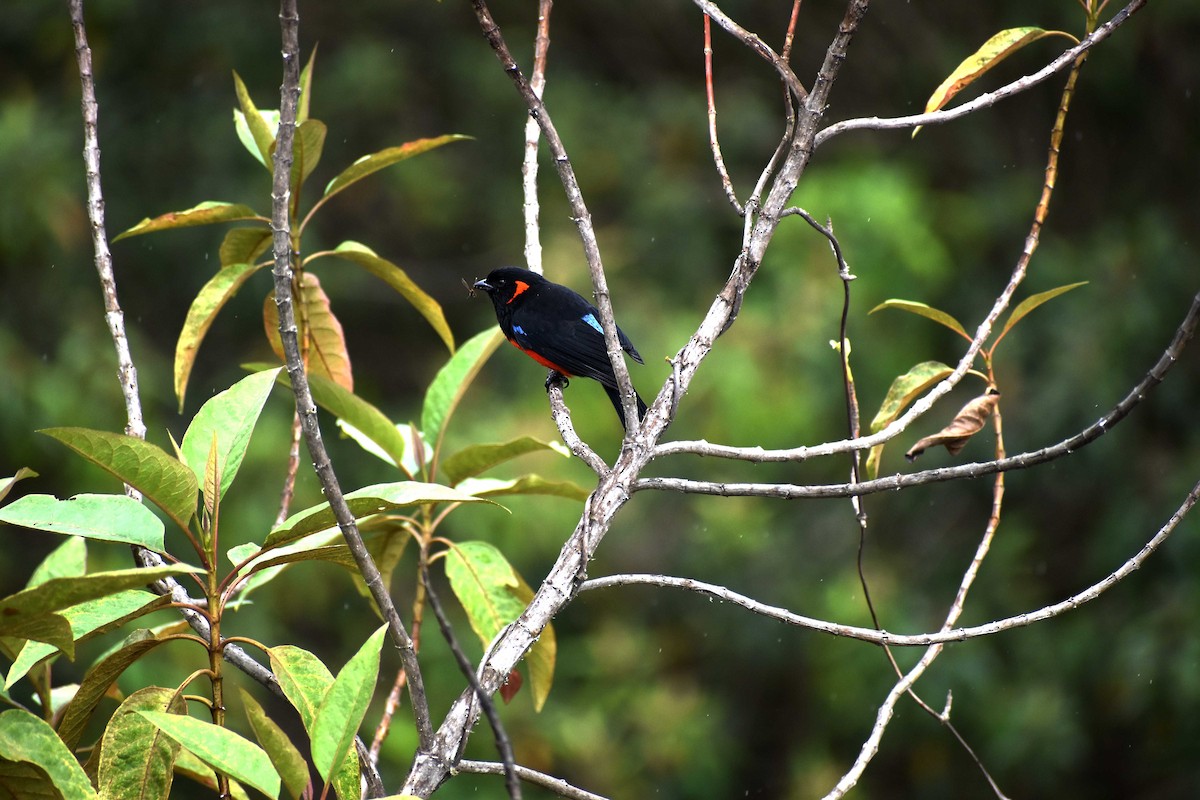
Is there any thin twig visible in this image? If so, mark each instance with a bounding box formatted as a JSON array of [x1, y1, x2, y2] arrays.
[[456, 760, 608, 800], [650, 285, 1199, 475], [692, 0, 807, 102], [421, 562, 521, 799], [269, 0, 434, 752], [522, 0, 553, 274], [547, 375, 609, 475], [814, 0, 1146, 148], [582, 474, 1200, 641], [703, 14, 744, 213]]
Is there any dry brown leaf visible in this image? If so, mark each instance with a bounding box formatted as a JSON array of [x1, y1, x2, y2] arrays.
[[906, 388, 1000, 462]]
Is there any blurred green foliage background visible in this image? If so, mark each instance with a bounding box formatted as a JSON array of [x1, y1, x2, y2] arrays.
[[2, 1, 1199, 797]]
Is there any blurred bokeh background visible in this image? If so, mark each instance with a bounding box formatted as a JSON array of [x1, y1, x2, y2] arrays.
[[2, 1, 1198, 797]]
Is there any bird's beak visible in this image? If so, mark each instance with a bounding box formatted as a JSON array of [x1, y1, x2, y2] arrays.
[[472, 278, 493, 293]]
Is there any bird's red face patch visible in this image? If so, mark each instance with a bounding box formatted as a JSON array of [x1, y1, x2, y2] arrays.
[[506, 280, 530, 304]]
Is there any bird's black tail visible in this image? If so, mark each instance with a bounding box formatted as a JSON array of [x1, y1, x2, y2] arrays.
[[603, 384, 648, 430]]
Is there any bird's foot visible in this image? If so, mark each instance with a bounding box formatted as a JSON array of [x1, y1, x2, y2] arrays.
[[545, 371, 569, 391]]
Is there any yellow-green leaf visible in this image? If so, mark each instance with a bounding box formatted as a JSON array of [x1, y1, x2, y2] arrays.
[[994, 281, 1088, 348], [219, 227, 273, 268], [176, 262, 266, 409], [323, 135, 472, 201], [870, 299, 969, 340], [0, 709, 99, 800], [864, 361, 954, 479], [233, 70, 275, 168], [325, 241, 454, 353], [440, 437, 570, 486], [916, 27, 1078, 136], [115, 201, 263, 241]]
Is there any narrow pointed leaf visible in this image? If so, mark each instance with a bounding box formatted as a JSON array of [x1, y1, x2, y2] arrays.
[[220, 228, 273, 268], [297, 46, 317, 125], [288, 372, 409, 475], [422, 327, 504, 446], [0, 468, 37, 505], [266, 643, 362, 799], [241, 690, 309, 800], [264, 272, 354, 391], [323, 135, 472, 200], [0, 709, 98, 800], [440, 437, 569, 486], [267, 481, 491, 548], [870, 299, 970, 340], [923, 28, 1077, 118], [6, 591, 168, 689], [995, 281, 1088, 346], [0, 493, 165, 551], [58, 628, 174, 750], [233, 71, 275, 168], [39, 428, 198, 532], [325, 241, 454, 353], [181, 369, 281, 499], [138, 712, 280, 800], [455, 475, 588, 501], [234, 108, 280, 169], [1, 566, 198, 620], [115, 202, 262, 241], [311, 625, 386, 781], [99, 688, 186, 800], [176, 261, 266, 409], [0, 614, 72, 657]]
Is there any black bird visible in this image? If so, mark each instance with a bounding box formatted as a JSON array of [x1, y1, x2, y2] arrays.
[[473, 267, 647, 428]]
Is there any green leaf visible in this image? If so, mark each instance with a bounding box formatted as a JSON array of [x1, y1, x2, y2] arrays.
[[0, 709, 98, 800], [26, 537, 87, 589], [58, 628, 174, 751], [864, 361, 954, 479], [175, 261, 267, 409], [267, 481, 492, 548], [440, 437, 570, 486], [995, 281, 1088, 347], [445, 542, 520, 646], [292, 119, 327, 193], [0, 566, 199, 656], [241, 690, 309, 800], [267, 646, 332, 731], [870, 299, 970, 340], [265, 644, 362, 800], [455, 475, 588, 502], [297, 46, 317, 125], [323, 135, 472, 201], [220, 228, 273, 268], [0, 614, 72, 659], [302, 374, 409, 476], [99, 688, 185, 800], [234, 109, 280, 169], [138, 712, 280, 800], [0, 493, 165, 551], [336, 420, 428, 477], [311, 625, 386, 781], [325, 241, 454, 353], [6, 591, 168, 689], [919, 27, 1079, 130], [115, 201, 263, 241], [264, 272, 354, 391], [422, 327, 505, 448], [233, 70, 275, 168], [39, 428, 199, 532], [0, 468, 37, 505], [181, 368, 281, 500]]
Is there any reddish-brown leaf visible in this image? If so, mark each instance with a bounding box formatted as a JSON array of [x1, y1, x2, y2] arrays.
[[906, 388, 1000, 461]]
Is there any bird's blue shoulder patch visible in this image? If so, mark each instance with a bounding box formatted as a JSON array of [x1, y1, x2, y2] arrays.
[[512, 324, 526, 336], [581, 313, 603, 334]]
